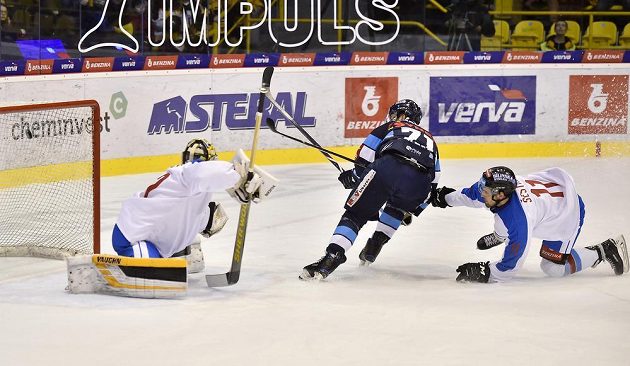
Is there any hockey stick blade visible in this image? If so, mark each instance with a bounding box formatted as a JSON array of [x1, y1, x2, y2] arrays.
[[266, 118, 366, 168]]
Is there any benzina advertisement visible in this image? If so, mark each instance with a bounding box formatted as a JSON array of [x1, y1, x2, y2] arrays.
[[344, 77, 398, 138], [568, 75, 628, 135]]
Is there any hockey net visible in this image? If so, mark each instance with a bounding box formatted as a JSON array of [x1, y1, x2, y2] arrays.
[[0, 100, 100, 259]]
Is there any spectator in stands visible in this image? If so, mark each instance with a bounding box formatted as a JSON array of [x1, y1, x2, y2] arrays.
[[1, 1, 25, 42], [540, 19, 576, 50]]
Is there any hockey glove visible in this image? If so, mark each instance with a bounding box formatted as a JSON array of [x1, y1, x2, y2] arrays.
[[338, 169, 359, 189], [455, 261, 491, 283], [431, 186, 455, 208]]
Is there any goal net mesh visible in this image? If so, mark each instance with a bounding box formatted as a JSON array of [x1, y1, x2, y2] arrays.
[[0, 101, 100, 259]]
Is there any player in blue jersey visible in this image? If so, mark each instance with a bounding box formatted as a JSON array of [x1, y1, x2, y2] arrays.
[[300, 99, 441, 280], [431, 166, 628, 283]]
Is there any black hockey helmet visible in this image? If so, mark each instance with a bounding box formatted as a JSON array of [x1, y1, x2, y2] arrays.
[[478, 166, 517, 196], [388, 99, 423, 125], [182, 138, 218, 164]]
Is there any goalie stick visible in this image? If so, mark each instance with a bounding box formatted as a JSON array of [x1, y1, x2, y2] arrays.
[[266, 118, 366, 168], [265, 91, 346, 173], [205, 66, 274, 288]]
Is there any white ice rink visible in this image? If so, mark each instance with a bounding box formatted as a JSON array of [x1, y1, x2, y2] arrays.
[[1, 157, 629, 366]]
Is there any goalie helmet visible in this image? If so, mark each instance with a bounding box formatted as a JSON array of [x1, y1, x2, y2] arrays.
[[182, 139, 218, 164], [388, 99, 423, 125], [479, 166, 517, 196]]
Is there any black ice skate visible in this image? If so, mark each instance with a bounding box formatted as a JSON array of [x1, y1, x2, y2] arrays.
[[300, 251, 347, 280], [359, 232, 389, 265], [477, 232, 507, 250], [586, 235, 629, 275]]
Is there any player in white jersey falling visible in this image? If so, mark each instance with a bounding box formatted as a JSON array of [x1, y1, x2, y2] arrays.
[[112, 139, 270, 272], [431, 166, 628, 283]]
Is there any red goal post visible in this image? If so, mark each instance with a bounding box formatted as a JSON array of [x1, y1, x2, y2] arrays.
[[0, 100, 100, 259]]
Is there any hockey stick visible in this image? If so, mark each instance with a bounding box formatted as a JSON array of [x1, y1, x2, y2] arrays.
[[266, 118, 366, 168], [264, 91, 346, 173], [205, 66, 274, 288]]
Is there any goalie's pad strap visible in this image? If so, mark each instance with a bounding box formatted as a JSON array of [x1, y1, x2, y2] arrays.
[[67, 255, 187, 299]]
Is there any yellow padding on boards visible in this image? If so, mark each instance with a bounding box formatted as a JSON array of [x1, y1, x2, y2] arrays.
[[92, 254, 186, 268], [0, 161, 92, 188], [100, 141, 630, 177]]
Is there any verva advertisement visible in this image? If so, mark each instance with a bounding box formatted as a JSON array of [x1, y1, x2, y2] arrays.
[[344, 77, 398, 138], [568, 75, 628, 135], [428, 76, 536, 136]]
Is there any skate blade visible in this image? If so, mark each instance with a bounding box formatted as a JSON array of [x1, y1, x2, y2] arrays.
[[359, 260, 372, 266], [299, 269, 325, 281], [616, 235, 629, 274]]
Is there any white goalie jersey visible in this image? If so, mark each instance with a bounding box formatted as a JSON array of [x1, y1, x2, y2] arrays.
[[446, 168, 583, 282], [116, 161, 241, 258]]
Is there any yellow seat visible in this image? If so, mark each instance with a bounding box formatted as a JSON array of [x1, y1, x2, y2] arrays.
[[494, 0, 513, 20], [481, 20, 510, 51], [582, 21, 618, 49], [548, 20, 581, 45], [618, 23, 630, 48], [511, 20, 545, 50]]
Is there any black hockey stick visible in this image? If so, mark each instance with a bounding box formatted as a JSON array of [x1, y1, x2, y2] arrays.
[[205, 66, 274, 288], [266, 118, 366, 168], [264, 91, 346, 173]]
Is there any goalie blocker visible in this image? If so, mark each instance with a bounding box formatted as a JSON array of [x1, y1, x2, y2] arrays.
[[66, 255, 187, 299]]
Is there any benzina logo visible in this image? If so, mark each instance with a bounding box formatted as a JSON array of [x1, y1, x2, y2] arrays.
[[345, 77, 398, 138], [147, 92, 315, 134], [568, 75, 628, 134]]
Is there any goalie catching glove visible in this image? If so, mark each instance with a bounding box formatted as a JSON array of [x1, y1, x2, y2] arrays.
[[228, 149, 279, 204]]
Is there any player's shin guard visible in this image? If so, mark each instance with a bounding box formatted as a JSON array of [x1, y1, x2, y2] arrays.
[[66, 255, 187, 298]]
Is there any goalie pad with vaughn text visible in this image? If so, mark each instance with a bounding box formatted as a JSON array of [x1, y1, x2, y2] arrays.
[[66, 254, 187, 299]]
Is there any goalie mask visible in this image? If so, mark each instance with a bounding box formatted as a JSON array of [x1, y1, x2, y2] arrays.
[[182, 139, 218, 164], [388, 99, 423, 125], [478, 166, 517, 196]]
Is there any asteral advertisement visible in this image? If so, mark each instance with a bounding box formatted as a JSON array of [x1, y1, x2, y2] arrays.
[[568, 75, 628, 135], [344, 77, 398, 138]]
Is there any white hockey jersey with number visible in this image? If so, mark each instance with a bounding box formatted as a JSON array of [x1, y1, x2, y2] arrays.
[[445, 167, 582, 282], [116, 161, 241, 258]]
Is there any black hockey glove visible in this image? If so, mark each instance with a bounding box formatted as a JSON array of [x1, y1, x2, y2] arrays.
[[431, 186, 455, 208], [455, 261, 491, 283], [338, 169, 358, 189]]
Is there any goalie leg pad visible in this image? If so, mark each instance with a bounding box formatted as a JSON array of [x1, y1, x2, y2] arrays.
[[186, 242, 205, 274], [66, 255, 187, 299]]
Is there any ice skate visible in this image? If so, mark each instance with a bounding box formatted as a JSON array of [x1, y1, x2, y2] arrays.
[[359, 232, 389, 265], [587, 235, 628, 275], [359, 238, 385, 265], [477, 232, 506, 250], [300, 251, 347, 280]]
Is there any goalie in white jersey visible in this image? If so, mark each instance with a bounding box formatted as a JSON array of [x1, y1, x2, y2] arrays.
[[112, 139, 273, 272], [432, 166, 628, 283]]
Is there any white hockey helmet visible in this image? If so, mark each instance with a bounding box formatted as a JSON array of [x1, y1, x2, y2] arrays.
[[182, 139, 218, 164]]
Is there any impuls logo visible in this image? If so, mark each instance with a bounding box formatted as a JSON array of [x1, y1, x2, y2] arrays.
[[78, 0, 400, 53]]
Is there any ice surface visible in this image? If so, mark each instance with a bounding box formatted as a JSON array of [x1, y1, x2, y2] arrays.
[[1, 158, 629, 366]]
